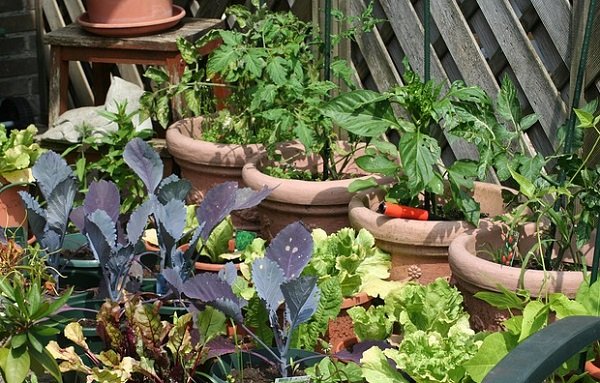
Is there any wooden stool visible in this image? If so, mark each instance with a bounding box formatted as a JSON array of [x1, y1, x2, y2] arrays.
[[43, 18, 223, 127]]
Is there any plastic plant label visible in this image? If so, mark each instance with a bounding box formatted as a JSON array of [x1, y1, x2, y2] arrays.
[[275, 377, 311, 383]]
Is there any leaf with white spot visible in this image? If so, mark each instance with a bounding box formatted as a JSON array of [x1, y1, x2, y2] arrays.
[[265, 222, 313, 281]]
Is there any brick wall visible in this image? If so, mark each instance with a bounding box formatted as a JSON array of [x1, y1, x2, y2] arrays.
[[0, 0, 41, 124]]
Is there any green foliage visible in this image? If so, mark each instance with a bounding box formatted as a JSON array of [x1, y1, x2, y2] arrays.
[[327, 67, 536, 225], [359, 278, 480, 383], [0, 124, 44, 188], [304, 227, 393, 298], [64, 102, 154, 214], [143, 4, 382, 180], [492, 99, 600, 271], [0, 272, 71, 383], [306, 356, 363, 383], [467, 281, 600, 382], [347, 305, 392, 342], [48, 296, 226, 383]]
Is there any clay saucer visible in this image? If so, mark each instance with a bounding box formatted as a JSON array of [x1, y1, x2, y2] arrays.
[[77, 5, 185, 37]]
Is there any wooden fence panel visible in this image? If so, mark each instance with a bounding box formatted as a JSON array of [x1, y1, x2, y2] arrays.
[[347, 0, 600, 160]]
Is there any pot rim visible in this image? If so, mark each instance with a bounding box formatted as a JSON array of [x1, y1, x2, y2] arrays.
[[448, 223, 589, 297]]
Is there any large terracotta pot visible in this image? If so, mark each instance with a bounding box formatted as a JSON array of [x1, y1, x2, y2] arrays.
[[86, 0, 174, 24], [448, 223, 593, 331], [166, 117, 264, 229], [348, 182, 509, 284], [241, 143, 383, 237]]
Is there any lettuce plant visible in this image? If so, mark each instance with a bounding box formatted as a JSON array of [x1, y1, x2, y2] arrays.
[[179, 222, 320, 378], [360, 279, 480, 383], [122, 138, 271, 294], [0, 124, 44, 188], [18, 151, 77, 286]]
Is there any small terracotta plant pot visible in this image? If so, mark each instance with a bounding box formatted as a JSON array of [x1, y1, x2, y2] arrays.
[[86, 0, 174, 24], [586, 358, 600, 380], [327, 292, 372, 352], [348, 182, 510, 283], [333, 335, 359, 354], [448, 222, 594, 331], [194, 261, 241, 273], [0, 181, 27, 231]]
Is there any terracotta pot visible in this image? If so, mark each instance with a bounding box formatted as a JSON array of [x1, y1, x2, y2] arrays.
[[166, 117, 264, 230], [86, 0, 174, 24], [327, 292, 372, 352], [348, 182, 509, 284], [242, 143, 386, 237], [448, 223, 593, 332], [0, 181, 27, 230], [586, 358, 600, 380], [194, 261, 241, 273]]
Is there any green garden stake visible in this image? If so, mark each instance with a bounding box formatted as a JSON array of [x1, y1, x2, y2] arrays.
[[423, 0, 430, 82]]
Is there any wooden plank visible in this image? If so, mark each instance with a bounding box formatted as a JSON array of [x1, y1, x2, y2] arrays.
[[430, 0, 499, 96], [347, 0, 402, 92], [477, 0, 567, 147], [530, 0, 571, 65], [42, 0, 94, 112], [63, 0, 85, 21], [379, 0, 447, 85], [379, 0, 481, 160]]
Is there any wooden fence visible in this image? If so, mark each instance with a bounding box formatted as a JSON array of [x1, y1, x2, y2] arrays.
[[345, 0, 600, 162], [40, 0, 600, 162]]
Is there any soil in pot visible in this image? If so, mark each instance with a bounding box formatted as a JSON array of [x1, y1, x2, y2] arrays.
[[348, 182, 510, 283], [449, 222, 594, 332]]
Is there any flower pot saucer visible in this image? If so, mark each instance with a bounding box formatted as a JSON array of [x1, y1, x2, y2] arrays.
[[76, 5, 185, 37]]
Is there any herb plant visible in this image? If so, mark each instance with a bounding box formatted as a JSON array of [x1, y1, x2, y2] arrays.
[[18, 151, 78, 287], [0, 271, 72, 383], [327, 67, 538, 225], [494, 100, 600, 270], [179, 222, 321, 378], [47, 297, 227, 383], [64, 102, 154, 214]]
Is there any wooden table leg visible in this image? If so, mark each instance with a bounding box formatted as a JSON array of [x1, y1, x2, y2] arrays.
[[166, 55, 184, 121], [48, 46, 69, 127]]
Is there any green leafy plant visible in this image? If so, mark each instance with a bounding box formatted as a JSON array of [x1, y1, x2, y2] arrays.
[[492, 99, 600, 271], [143, 4, 381, 180], [463, 281, 600, 382], [327, 67, 537, 225], [306, 356, 363, 383], [347, 305, 392, 342], [63, 102, 154, 214], [359, 278, 481, 383], [0, 124, 44, 192], [0, 271, 72, 383], [47, 296, 227, 383]]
